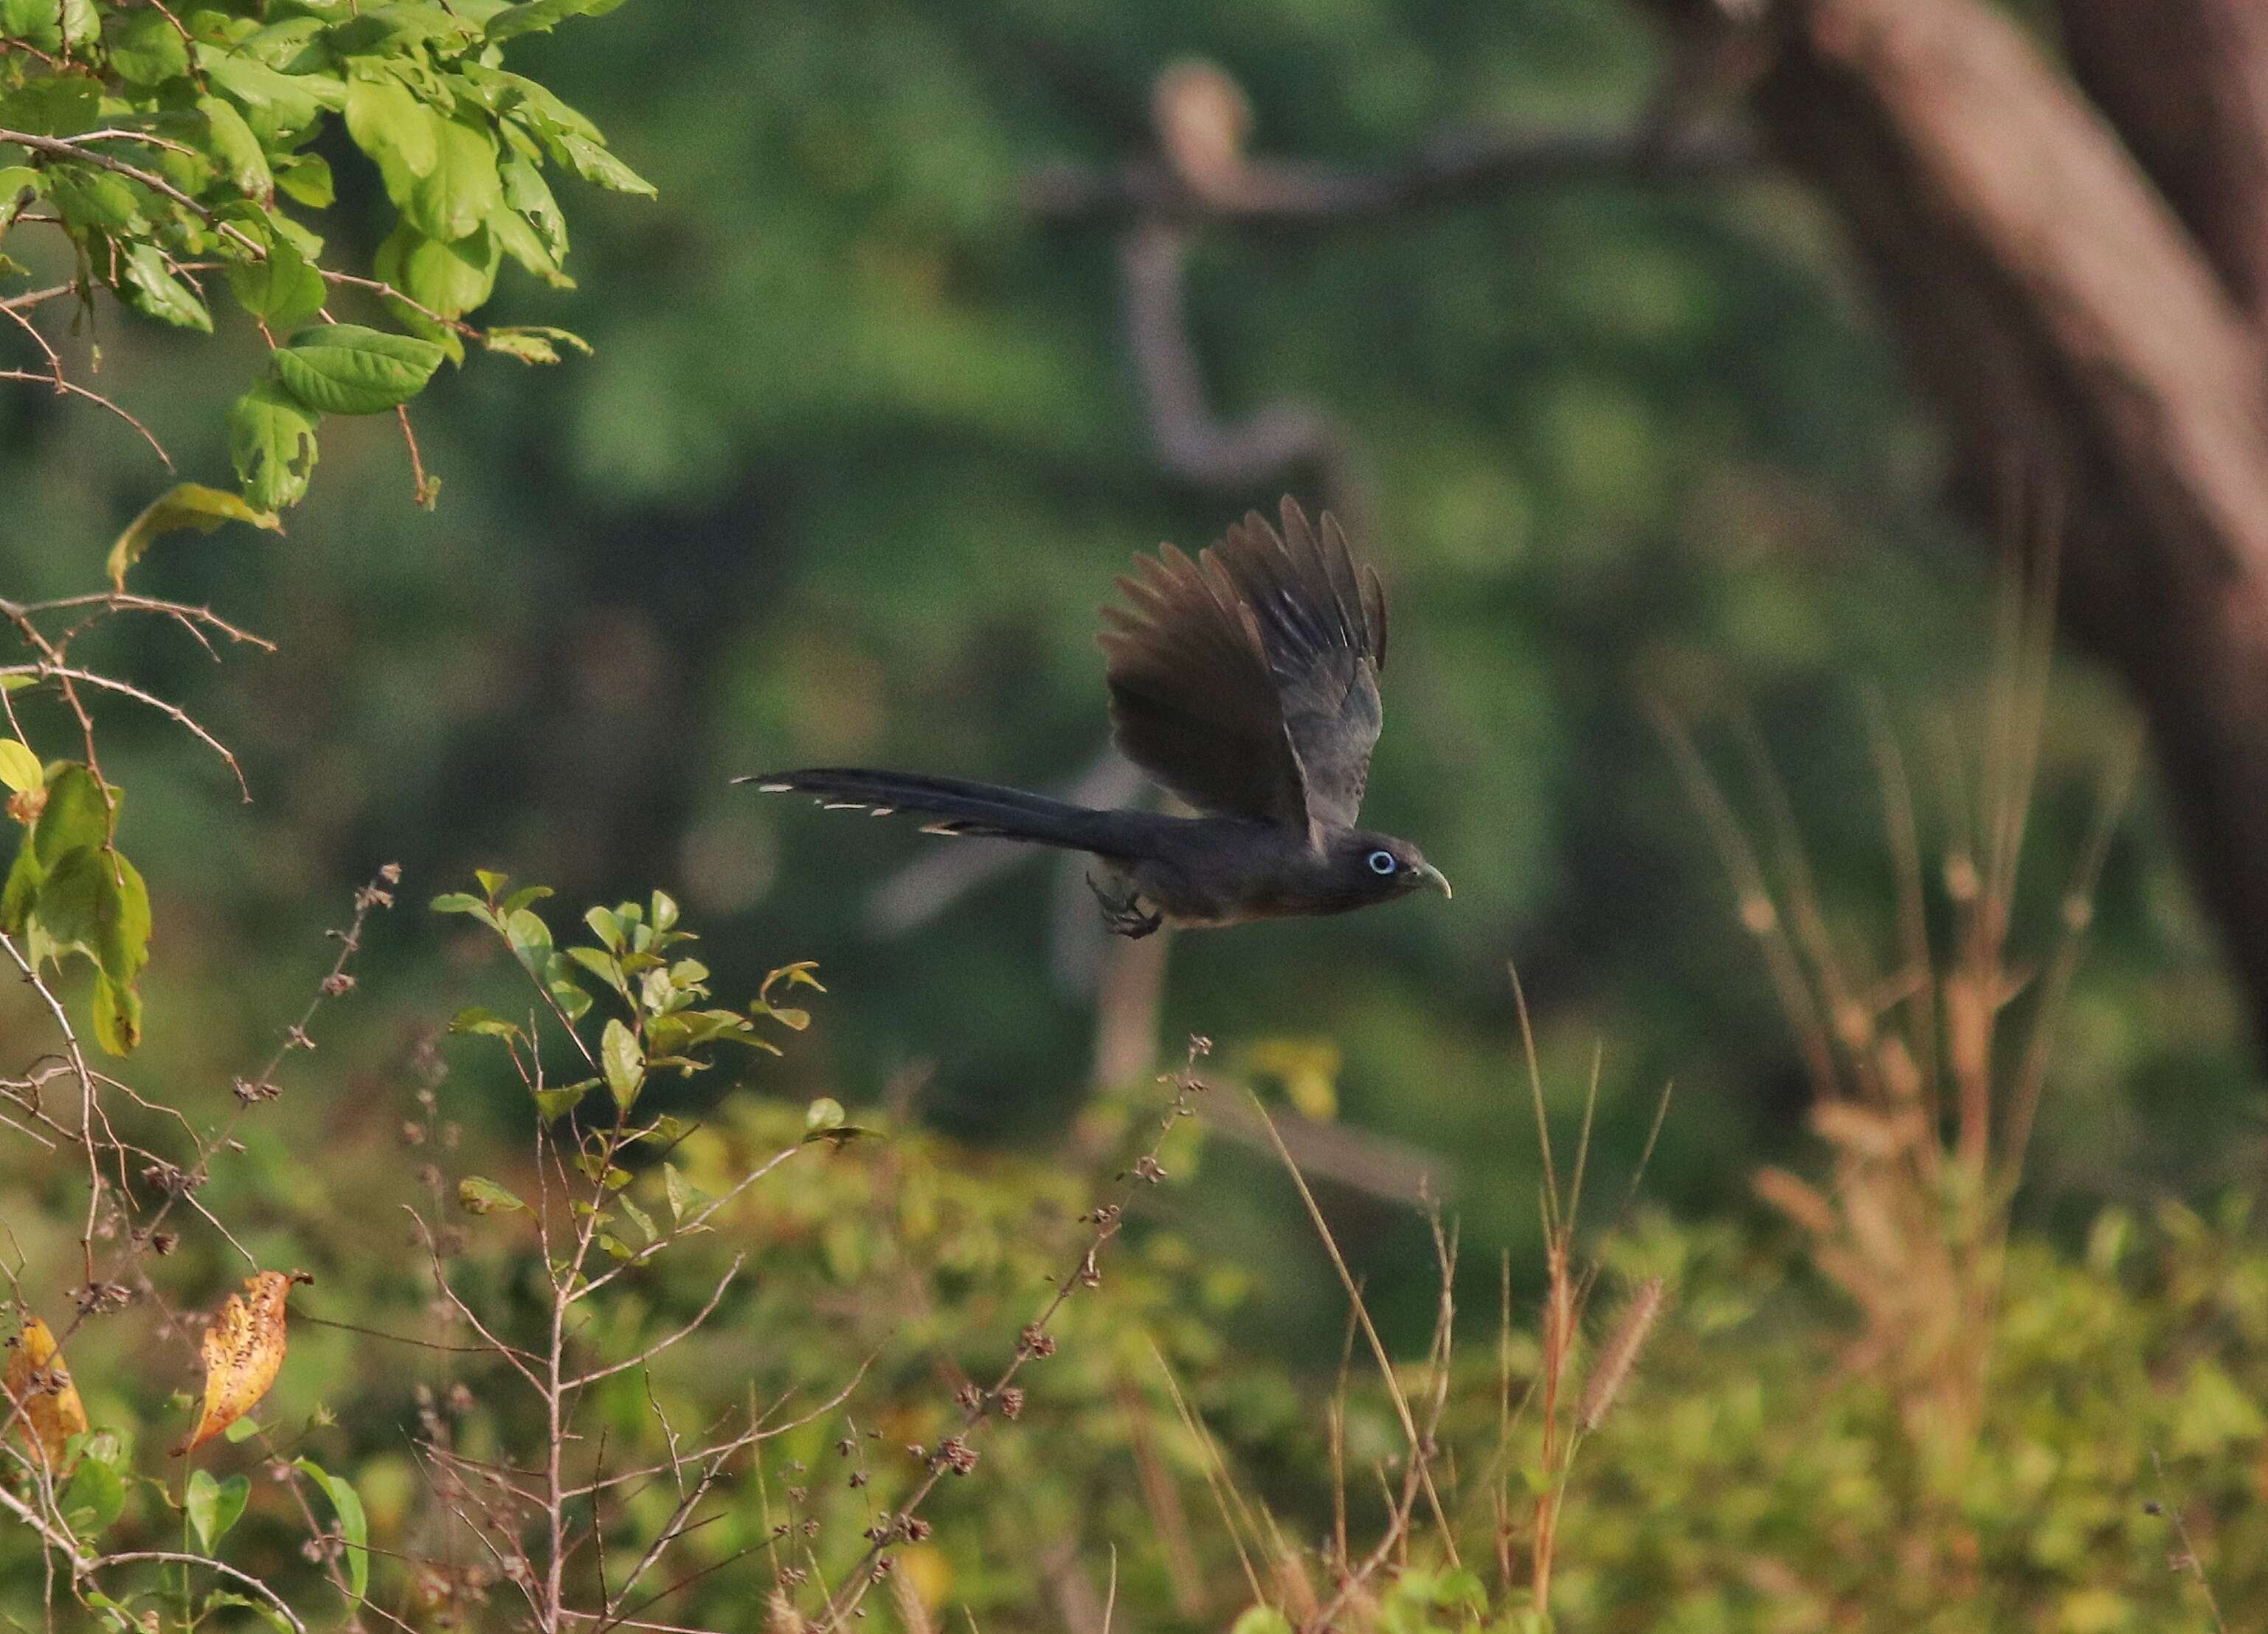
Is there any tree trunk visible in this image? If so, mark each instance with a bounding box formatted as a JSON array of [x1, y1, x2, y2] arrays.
[[1641, 0, 2268, 1039]]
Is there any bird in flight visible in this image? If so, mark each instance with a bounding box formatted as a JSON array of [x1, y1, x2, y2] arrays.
[[740, 497, 1448, 936]]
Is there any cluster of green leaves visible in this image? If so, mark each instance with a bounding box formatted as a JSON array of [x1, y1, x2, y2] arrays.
[[0, 754, 151, 1052], [0, 0, 649, 508], [435, 870, 828, 1255], [21, 1410, 362, 1633]]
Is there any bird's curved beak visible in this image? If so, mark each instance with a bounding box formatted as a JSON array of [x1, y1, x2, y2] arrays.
[[1416, 863, 1452, 899]]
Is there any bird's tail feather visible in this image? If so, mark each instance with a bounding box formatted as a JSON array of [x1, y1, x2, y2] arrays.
[[737, 768, 1139, 855]]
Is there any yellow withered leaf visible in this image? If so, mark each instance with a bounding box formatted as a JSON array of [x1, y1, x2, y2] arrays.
[[175, 1270, 312, 1456], [4, 1315, 89, 1470]]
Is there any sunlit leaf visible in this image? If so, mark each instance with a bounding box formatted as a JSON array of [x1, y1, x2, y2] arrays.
[[198, 94, 273, 198], [106, 482, 282, 592], [4, 1316, 88, 1470], [601, 1017, 643, 1112], [533, 1079, 594, 1124], [120, 243, 213, 333], [272, 323, 444, 416], [229, 382, 321, 511], [176, 1270, 312, 1455], [294, 1458, 369, 1599], [60, 1453, 124, 1533], [1228, 1609, 1294, 1634], [225, 233, 328, 332], [0, 738, 40, 796], [448, 1006, 523, 1040], [458, 1175, 530, 1216], [186, 1468, 251, 1552]]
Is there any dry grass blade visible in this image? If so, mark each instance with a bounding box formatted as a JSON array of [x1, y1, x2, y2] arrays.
[[1244, 1091, 1459, 1561]]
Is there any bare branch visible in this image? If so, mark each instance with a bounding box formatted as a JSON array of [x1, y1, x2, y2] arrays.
[[1027, 122, 1751, 229]]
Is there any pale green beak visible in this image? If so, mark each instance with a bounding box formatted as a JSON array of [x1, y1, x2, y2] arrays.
[[1416, 863, 1452, 899]]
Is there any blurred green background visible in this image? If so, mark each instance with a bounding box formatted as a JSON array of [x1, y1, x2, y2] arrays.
[[4, 0, 2257, 1346]]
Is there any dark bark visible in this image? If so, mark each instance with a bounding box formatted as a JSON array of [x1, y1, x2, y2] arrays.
[[1633, 0, 2268, 1042], [2062, 0, 2268, 322]]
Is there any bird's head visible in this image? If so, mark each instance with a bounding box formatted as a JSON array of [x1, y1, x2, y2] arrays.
[[1330, 831, 1452, 904]]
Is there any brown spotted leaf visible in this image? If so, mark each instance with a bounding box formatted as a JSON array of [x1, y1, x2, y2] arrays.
[[4, 1316, 89, 1470], [174, 1270, 312, 1455]]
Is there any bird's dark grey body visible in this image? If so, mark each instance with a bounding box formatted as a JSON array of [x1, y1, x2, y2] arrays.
[[741, 499, 1448, 933]]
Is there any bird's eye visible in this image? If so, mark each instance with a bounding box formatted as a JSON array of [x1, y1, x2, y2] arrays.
[[1366, 849, 1397, 876]]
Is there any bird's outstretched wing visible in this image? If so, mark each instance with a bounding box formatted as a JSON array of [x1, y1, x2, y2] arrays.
[[1099, 497, 1387, 837]]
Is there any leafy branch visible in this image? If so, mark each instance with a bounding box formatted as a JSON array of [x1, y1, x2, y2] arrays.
[[1, 0, 650, 510]]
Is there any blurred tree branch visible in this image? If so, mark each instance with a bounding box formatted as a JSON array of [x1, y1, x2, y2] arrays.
[[1025, 124, 1750, 229], [1632, 0, 2268, 1044]]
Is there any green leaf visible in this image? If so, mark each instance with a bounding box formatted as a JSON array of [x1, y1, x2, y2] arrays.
[[205, 55, 342, 143], [226, 233, 327, 330], [107, 482, 281, 592], [0, 165, 44, 233], [185, 1469, 250, 1552], [540, 953, 592, 1021], [504, 904, 552, 967], [584, 904, 625, 950], [1228, 1611, 1295, 1634], [601, 1017, 643, 1112], [37, 845, 150, 988], [458, 1175, 529, 1216], [119, 243, 212, 333], [92, 971, 142, 1056], [107, 10, 192, 85], [501, 150, 567, 259], [566, 944, 621, 986], [473, 868, 509, 897], [197, 1593, 297, 1634], [198, 94, 273, 198], [345, 72, 439, 179], [662, 1162, 706, 1224], [1429, 1567, 1488, 1612], [229, 381, 321, 510], [48, 168, 142, 235], [82, 1590, 139, 1633], [275, 152, 335, 210], [34, 765, 111, 866], [549, 126, 654, 196], [627, 1112, 694, 1146], [533, 1079, 593, 1124], [404, 116, 501, 243], [294, 1459, 369, 1601], [0, 73, 100, 134], [429, 890, 487, 915], [273, 323, 443, 416], [0, 0, 96, 52], [0, 738, 39, 795], [448, 1006, 523, 1040], [60, 1453, 125, 1534], [485, 0, 615, 42], [375, 219, 497, 325], [617, 1195, 654, 1243], [804, 1096, 845, 1135]]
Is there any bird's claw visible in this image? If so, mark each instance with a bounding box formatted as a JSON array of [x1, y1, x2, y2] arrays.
[[1086, 873, 1164, 939]]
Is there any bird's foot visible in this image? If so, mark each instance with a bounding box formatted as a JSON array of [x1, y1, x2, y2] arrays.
[[1086, 873, 1163, 939]]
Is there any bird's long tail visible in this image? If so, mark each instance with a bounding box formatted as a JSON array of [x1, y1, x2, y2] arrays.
[[736, 768, 1144, 856]]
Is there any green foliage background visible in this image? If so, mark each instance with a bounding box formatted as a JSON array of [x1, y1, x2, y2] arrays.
[[5, 1, 2267, 1628]]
